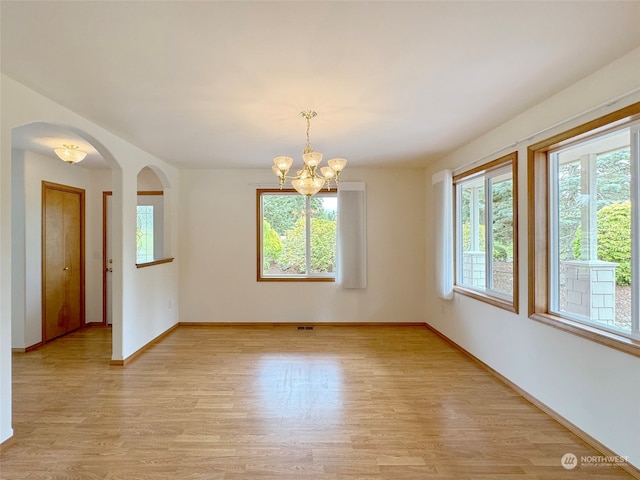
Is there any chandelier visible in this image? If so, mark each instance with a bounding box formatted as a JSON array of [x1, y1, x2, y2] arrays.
[[54, 144, 87, 164], [272, 111, 347, 196]]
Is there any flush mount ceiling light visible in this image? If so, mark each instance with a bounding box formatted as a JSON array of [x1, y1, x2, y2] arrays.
[[54, 144, 87, 164], [272, 111, 347, 196]]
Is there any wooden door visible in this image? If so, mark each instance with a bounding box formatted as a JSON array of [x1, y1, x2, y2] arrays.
[[42, 181, 85, 342], [103, 192, 113, 325]]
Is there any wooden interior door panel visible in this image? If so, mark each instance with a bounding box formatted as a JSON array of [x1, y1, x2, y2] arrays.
[[42, 182, 85, 342]]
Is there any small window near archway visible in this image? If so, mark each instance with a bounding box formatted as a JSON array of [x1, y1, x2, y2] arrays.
[[136, 202, 156, 263], [136, 167, 173, 267]]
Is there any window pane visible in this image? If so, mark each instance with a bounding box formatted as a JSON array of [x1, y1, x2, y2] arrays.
[[259, 190, 338, 280], [136, 205, 154, 263], [262, 194, 306, 275], [309, 195, 337, 275], [553, 128, 632, 333], [453, 153, 517, 310], [490, 174, 513, 296], [460, 179, 486, 288]]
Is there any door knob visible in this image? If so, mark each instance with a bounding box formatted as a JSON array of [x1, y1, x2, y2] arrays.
[[63, 267, 69, 271]]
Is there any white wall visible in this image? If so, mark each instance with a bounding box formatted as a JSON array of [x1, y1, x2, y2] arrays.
[[137, 166, 163, 191], [0, 74, 181, 443], [424, 47, 640, 468], [178, 168, 426, 325]]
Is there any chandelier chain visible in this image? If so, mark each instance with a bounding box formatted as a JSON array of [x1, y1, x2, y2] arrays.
[[300, 110, 316, 153]]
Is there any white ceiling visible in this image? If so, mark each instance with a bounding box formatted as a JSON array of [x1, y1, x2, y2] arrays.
[[2, 1, 640, 170]]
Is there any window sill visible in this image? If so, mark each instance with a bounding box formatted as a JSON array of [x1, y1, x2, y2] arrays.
[[136, 257, 174, 269], [530, 312, 640, 358], [258, 276, 335, 283], [454, 285, 518, 313]]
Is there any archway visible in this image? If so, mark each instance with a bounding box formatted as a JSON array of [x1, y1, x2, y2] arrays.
[[10, 122, 123, 358]]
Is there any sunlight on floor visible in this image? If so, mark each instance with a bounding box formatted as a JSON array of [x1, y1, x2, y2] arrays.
[[256, 355, 343, 421]]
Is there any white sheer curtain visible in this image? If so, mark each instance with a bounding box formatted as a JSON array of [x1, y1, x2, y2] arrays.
[[432, 170, 454, 299], [337, 182, 367, 288]]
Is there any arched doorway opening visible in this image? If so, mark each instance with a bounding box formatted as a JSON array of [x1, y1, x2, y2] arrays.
[[10, 122, 122, 356]]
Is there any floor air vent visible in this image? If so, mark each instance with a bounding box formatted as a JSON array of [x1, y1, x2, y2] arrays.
[[297, 326, 314, 330]]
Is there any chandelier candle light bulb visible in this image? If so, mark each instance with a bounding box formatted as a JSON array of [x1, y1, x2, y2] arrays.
[[272, 111, 347, 196]]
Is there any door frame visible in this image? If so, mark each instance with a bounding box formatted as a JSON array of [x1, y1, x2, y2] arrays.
[[41, 181, 86, 343], [102, 190, 165, 325], [102, 191, 111, 325]]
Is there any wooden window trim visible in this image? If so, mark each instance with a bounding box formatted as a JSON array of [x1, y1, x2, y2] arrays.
[[453, 152, 519, 313], [136, 257, 174, 268], [256, 189, 337, 282], [453, 285, 517, 313], [258, 276, 335, 283], [528, 101, 640, 357], [137, 191, 164, 196], [452, 154, 516, 183]]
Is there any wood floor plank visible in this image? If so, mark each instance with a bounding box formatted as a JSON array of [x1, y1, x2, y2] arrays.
[[0, 325, 635, 479]]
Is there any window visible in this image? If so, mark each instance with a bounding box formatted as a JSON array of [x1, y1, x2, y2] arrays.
[[136, 205, 154, 263], [454, 152, 518, 312], [257, 189, 337, 281], [529, 102, 640, 355], [135, 192, 171, 267]]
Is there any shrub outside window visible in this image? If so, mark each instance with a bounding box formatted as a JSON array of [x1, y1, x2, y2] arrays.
[[454, 152, 518, 312], [257, 189, 337, 282]]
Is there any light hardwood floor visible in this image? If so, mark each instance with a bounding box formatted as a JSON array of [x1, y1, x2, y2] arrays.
[[0, 325, 635, 479]]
